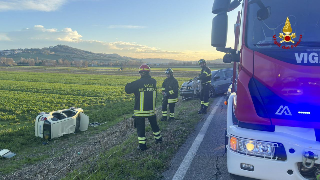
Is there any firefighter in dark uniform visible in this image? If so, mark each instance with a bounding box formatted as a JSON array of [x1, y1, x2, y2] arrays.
[[161, 68, 179, 121], [198, 59, 211, 114], [125, 64, 162, 151]]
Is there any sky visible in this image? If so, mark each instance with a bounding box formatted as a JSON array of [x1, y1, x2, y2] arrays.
[[0, 0, 241, 61]]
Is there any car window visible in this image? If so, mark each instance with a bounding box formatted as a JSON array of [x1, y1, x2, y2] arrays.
[[213, 71, 225, 80], [224, 70, 233, 78], [62, 110, 76, 117], [211, 70, 218, 77], [52, 113, 66, 120]]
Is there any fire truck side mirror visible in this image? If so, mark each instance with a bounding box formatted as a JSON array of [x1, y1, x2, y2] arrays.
[[212, 0, 231, 14], [211, 12, 228, 47], [223, 54, 232, 63], [223, 51, 240, 63]]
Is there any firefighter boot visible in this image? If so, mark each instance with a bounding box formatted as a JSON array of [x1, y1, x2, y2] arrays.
[[155, 137, 163, 144], [202, 107, 207, 114], [137, 143, 147, 151], [169, 113, 175, 121], [161, 116, 167, 121], [198, 104, 204, 114]]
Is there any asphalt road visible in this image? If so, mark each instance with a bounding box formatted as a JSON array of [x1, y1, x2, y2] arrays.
[[162, 95, 256, 180]]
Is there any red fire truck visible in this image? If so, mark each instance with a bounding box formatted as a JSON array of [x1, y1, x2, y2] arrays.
[[211, 0, 320, 179]]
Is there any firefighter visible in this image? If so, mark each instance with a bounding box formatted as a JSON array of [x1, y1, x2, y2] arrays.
[[197, 59, 211, 114], [161, 68, 179, 121], [125, 64, 162, 151]]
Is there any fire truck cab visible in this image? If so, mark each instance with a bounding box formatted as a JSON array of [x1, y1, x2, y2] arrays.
[[211, 0, 320, 179]]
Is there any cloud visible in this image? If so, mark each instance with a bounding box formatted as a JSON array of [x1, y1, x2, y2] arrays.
[[108, 25, 146, 29], [106, 41, 223, 60], [0, 0, 68, 12], [0, 33, 11, 41], [5, 25, 82, 42], [109, 41, 180, 54], [0, 25, 223, 60]]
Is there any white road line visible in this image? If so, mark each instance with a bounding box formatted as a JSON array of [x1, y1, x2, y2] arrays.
[[172, 97, 224, 180]]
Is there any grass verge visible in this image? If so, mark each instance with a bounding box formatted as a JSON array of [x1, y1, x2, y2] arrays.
[[63, 98, 203, 180]]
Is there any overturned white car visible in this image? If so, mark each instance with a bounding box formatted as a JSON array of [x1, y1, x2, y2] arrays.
[[35, 107, 89, 140]]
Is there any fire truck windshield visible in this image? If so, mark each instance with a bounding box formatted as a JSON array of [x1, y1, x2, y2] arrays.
[[247, 0, 320, 50]]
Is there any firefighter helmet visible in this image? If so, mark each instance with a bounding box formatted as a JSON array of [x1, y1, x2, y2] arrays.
[[198, 59, 206, 65], [165, 68, 173, 74], [139, 64, 151, 73]]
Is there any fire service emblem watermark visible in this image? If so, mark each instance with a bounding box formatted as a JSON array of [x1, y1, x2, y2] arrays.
[[273, 17, 302, 49]]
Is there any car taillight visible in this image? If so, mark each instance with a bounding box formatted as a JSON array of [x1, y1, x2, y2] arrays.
[[41, 117, 47, 121]]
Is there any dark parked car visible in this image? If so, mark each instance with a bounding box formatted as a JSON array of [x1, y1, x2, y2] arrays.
[[180, 68, 233, 100], [209, 68, 233, 97]]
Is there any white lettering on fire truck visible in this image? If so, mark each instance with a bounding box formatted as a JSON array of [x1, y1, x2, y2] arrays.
[[295, 53, 319, 63]]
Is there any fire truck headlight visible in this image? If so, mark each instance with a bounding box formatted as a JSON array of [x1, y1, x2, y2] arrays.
[[229, 136, 276, 158], [246, 141, 255, 152], [256, 142, 273, 156]]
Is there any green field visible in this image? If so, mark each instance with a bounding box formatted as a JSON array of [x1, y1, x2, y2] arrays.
[[0, 70, 191, 152], [0, 67, 223, 179]]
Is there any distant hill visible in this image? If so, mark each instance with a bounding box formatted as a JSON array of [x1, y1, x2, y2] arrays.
[[0, 45, 135, 62], [207, 59, 223, 63], [142, 58, 178, 64], [1, 45, 182, 64], [0, 45, 223, 65]]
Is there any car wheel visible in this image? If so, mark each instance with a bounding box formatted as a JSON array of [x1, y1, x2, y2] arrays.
[[75, 115, 80, 132], [209, 86, 215, 98], [43, 128, 51, 140]]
